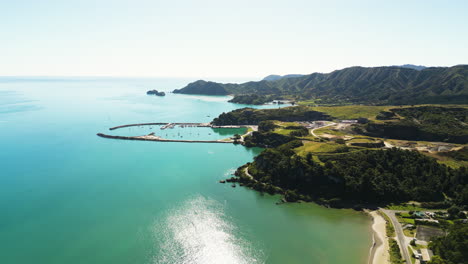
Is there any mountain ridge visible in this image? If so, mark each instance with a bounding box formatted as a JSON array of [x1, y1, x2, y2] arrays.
[[173, 65, 468, 105]]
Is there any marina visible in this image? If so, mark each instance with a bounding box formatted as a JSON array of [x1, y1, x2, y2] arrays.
[[100, 122, 254, 143]]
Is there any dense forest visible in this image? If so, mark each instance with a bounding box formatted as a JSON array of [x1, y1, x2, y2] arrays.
[[429, 223, 468, 264], [212, 106, 331, 125], [242, 122, 308, 148], [243, 131, 295, 148], [359, 106, 468, 143], [174, 65, 468, 105], [242, 145, 467, 206]]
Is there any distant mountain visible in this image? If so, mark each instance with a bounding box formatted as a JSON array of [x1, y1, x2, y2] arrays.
[[173, 65, 468, 105], [394, 64, 427, 71], [262, 74, 305, 81]]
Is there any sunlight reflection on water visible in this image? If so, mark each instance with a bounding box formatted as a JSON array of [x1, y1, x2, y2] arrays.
[[154, 196, 264, 264]]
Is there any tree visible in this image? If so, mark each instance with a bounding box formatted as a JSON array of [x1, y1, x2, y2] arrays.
[[233, 134, 242, 144], [447, 206, 460, 219], [428, 255, 447, 264], [258, 120, 278, 132], [335, 138, 346, 144], [429, 223, 468, 264]]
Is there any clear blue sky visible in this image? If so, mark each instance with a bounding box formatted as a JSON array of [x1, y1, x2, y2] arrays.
[[1, 0, 467, 78]]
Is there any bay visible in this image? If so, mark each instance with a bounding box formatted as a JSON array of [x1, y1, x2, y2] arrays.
[[0, 77, 371, 264]]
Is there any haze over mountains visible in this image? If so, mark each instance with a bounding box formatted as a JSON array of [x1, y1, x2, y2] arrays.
[[260, 65, 427, 82], [395, 64, 427, 71], [262, 74, 305, 81], [173, 65, 468, 105]]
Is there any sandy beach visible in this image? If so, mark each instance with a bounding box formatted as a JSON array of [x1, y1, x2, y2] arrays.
[[368, 210, 390, 264]]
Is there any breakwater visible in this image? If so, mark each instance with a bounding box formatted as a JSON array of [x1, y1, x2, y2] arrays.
[[101, 122, 251, 144], [109, 122, 212, 130], [97, 133, 233, 143]]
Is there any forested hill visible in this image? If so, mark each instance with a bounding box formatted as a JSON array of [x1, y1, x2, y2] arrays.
[[173, 80, 229, 95], [173, 65, 468, 105]]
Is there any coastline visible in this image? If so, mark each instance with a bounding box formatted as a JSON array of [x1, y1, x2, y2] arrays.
[[368, 210, 390, 264]]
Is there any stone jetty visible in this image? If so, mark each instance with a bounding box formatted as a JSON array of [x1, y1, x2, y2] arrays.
[[109, 122, 211, 131], [100, 122, 254, 144], [97, 133, 233, 143]]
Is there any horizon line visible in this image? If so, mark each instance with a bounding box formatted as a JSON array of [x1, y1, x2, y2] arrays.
[[0, 64, 465, 80]]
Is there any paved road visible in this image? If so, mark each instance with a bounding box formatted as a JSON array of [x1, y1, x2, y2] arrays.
[[382, 209, 411, 264]]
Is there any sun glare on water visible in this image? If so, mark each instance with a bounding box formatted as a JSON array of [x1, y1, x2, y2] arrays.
[[153, 196, 263, 264]]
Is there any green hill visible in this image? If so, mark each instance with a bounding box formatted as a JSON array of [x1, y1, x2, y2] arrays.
[[173, 65, 468, 105], [173, 80, 228, 95]]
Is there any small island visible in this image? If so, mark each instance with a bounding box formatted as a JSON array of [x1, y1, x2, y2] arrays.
[[146, 90, 166, 96]]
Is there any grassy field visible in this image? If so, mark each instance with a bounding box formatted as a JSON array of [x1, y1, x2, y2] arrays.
[[379, 211, 396, 237], [422, 151, 468, 169], [389, 238, 404, 264], [308, 105, 392, 120], [295, 141, 346, 156], [386, 203, 435, 211], [275, 121, 298, 127], [408, 246, 416, 264], [273, 127, 295, 135], [404, 228, 415, 237], [396, 214, 416, 225], [272, 121, 304, 136], [348, 137, 377, 143], [313, 127, 348, 136], [296, 103, 467, 121]]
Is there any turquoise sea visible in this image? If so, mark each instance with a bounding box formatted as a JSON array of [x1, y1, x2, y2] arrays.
[[0, 77, 371, 264]]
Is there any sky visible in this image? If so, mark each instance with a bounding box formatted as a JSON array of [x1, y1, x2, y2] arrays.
[[1, 0, 467, 79]]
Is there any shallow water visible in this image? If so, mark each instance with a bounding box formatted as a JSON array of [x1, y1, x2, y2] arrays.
[[0, 77, 371, 264]]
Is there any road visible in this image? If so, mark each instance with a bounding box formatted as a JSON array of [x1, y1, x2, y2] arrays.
[[239, 125, 258, 142], [310, 122, 336, 138], [244, 167, 254, 181], [381, 209, 412, 264]]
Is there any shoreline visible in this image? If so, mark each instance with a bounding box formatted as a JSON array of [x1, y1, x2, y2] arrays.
[[367, 210, 390, 264]]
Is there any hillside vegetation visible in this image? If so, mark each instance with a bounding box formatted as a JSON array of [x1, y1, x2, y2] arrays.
[[212, 106, 331, 125], [174, 65, 468, 105], [429, 223, 468, 264], [244, 145, 467, 206], [358, 106, 468, 143], [173, 80, 229, 95], [227, 94, 273, 105]]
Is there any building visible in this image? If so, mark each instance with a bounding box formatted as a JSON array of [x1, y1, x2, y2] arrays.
[[413, 211, 427, 219], [340, 119, 358, 123]]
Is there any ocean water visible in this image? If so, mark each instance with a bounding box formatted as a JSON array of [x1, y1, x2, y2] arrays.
[[0, 77, 371, 264]]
